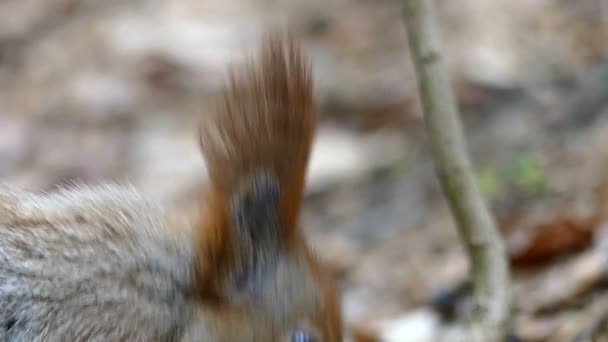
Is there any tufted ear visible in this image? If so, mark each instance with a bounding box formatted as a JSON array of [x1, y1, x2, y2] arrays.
[[194, 173, 290, 302], [226, 174, 285, 293], [193, 33, 315, 303]]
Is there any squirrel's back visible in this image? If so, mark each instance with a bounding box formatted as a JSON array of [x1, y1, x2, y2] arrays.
[[0, 185, 197, 341]]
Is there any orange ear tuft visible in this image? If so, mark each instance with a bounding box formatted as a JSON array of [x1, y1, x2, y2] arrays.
[[194, 33, 316, 299]]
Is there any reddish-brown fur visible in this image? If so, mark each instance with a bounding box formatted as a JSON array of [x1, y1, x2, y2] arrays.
[[194, 33, 342, 341]]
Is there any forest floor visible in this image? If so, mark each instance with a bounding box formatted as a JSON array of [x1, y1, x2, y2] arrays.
[[1, 0, 608, 340]]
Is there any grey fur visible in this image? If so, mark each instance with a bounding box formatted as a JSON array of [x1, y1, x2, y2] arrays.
[[0, 184, 198, 342]]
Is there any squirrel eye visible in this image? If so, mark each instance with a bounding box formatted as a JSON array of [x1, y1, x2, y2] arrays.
[[291, 329, 317, 342]]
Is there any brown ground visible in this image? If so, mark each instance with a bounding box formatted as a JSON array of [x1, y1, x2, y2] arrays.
[[1, 0, 608, 340]]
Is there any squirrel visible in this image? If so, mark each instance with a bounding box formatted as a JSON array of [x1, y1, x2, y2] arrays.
[[0, 33, 342, 342]]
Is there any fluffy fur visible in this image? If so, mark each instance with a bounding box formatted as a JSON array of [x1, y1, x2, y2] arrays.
[[0, 185, 196, 341]]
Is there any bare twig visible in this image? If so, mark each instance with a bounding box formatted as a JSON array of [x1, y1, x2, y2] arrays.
[[402, 0, 511, 340]]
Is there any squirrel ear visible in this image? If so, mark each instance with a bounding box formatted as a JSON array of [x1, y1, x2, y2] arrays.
[[193, 33, 313, 303], [226, 173, 285, 293], [196, 174, 287, 301]]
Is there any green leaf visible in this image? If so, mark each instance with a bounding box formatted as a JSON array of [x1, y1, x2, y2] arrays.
[[510, 153, 545, 190], [476, 166, 503, 199]]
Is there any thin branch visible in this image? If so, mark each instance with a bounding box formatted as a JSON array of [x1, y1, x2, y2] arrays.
[[402, 0, 511, 340]]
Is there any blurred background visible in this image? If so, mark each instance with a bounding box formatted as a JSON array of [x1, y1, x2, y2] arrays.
[[1, 0, 607, 340]]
